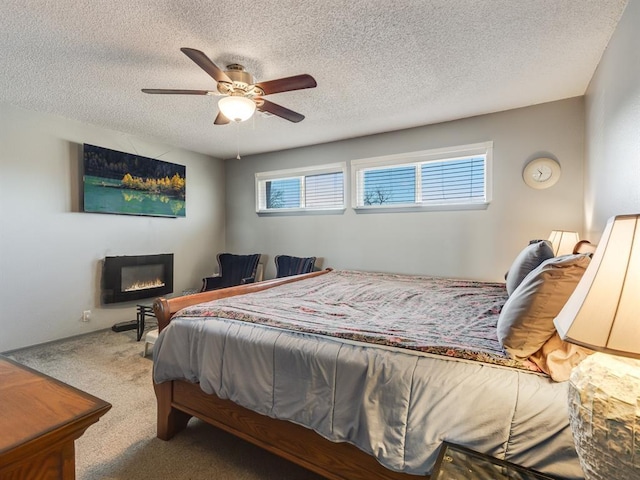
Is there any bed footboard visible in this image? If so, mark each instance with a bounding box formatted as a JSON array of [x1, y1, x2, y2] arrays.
[[157, 378, 422, 480], [154, 381, 192, 440]]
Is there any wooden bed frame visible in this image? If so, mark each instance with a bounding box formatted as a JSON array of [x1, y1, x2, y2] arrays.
[[153, 269, 423, 480]]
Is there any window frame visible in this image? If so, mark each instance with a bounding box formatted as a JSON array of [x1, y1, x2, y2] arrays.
[[350, 142, 493, 212], [255, 162, 347, 214]]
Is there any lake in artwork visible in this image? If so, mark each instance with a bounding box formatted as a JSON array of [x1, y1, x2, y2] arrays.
[[82, 144, 186, 218]]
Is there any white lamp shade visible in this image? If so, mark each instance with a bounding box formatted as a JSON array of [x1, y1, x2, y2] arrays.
[[218, 96, 256, 122], [554, 214, 640, 358], [548, 230, 580, 256]]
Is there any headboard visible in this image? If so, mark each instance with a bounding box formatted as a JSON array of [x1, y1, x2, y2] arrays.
[[573, 240, 597, 255]]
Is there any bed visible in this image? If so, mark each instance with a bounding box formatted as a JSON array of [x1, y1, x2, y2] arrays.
[[152, 247, 590, 480]]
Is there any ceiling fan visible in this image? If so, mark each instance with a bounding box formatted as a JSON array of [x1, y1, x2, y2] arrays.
[[142, 48, 317, 125]]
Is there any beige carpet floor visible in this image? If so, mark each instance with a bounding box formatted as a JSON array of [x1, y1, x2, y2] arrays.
[[6, 329, 324, 479]]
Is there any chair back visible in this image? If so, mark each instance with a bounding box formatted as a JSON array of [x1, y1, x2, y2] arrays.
[[217, 253, 261, 288], [275, 255, 316, 278]]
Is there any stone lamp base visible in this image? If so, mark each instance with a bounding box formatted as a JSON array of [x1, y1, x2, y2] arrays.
[[568, 352, 640, 480]]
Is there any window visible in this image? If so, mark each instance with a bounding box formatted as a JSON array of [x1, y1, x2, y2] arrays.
[[256, 163, 346, 213], [351, 142, 492, 211]]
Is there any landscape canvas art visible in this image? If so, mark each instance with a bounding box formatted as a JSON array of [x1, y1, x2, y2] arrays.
[[83, 144, 186, 217]]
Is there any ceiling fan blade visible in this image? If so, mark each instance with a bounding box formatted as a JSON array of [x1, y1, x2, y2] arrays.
[[255, 74, 317, 96], [142, 89, 212, 95], [258, 99, 305, 123], [214, 112, 230, 125], [180, 48, 232, 84]]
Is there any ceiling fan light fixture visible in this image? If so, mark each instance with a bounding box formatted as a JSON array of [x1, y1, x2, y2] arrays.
[[218, 96, 256, 122]]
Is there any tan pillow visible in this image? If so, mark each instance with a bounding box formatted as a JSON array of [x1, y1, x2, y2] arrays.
[[529, 333, 593, 381], [497, 254, 591, 360]]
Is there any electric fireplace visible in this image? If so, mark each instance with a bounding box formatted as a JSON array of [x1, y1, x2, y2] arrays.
[[102, 254, 173, 304]]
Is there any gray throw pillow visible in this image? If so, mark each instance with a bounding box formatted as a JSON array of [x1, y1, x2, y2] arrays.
[[497, 254, 591, 360], [505, 240, 554, 296]]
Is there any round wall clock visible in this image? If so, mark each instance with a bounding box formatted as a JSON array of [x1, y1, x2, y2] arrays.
[[522, 157, 561, 189]]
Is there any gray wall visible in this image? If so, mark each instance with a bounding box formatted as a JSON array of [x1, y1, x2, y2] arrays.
[[584, 0, 640, 239], [0, 104, 226, 352], [226, 98, 585, 281], [2, 0, 637, 352]]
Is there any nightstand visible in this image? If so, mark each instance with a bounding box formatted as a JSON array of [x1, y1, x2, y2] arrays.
[[432, 442, 559, 480]]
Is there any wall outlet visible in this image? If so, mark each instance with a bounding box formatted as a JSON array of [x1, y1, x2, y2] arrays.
[[82, 310, 91, 322]]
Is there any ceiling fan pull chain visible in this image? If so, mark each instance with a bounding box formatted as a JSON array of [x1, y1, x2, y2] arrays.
[[236, 122, 241, 160]]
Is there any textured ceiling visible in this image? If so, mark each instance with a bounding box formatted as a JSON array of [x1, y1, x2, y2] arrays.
[[0, 1, 627, 160]]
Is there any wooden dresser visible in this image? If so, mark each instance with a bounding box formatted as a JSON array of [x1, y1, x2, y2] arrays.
[[0, 356, 111, 479]]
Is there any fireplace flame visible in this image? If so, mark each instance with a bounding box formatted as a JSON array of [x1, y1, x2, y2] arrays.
[[124, 279, 165, 292]]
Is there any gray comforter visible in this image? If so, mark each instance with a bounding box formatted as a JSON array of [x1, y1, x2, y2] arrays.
[[153, 271, 583, 478]]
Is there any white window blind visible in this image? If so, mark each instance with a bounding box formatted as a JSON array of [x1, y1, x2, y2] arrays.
[[256, 163, 346, 213], [421, 156, 485, 203], [352, 142, 492, 210]]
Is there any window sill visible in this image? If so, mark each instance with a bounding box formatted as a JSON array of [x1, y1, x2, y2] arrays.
[[257, 208, 346, 217], [353, 202, 489, 214]]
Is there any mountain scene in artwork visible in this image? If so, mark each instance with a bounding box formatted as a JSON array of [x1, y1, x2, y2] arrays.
[[83, 144, 186, 217]]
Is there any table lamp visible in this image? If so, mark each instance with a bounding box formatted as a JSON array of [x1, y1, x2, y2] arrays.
[[548, 230, 580, 256], [554, 214, 640, 480]]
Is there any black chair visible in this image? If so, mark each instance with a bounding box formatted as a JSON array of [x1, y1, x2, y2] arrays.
[[202, 253, 261, 291], [274, 255, 316, 278]]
